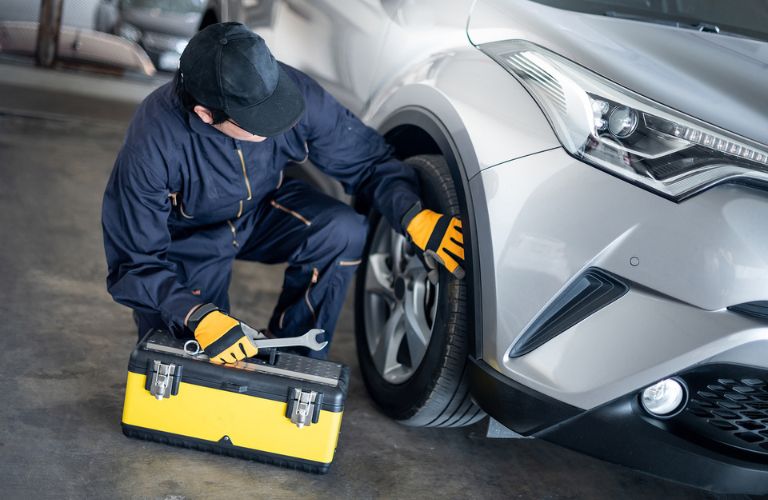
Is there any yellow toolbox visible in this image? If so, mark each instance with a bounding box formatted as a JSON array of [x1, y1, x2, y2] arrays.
[[121, 330, 349, 473]]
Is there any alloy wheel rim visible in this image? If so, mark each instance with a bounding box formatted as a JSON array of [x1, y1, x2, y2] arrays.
[[363, 218, 439, 384]]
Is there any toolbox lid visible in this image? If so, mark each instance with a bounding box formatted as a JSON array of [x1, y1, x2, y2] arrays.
[[128, 330, 349, 412]]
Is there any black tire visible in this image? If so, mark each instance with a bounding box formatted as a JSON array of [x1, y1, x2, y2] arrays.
[[354, 154, 485, 427]]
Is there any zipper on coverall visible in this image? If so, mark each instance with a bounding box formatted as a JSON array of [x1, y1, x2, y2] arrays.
[[227, 141, 254, 247]]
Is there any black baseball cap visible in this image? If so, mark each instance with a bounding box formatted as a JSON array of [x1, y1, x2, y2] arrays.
[[180, 22, 305, 137]]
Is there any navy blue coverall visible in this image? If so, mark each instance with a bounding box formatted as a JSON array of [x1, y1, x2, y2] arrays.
[[102, 64, 421, 358]]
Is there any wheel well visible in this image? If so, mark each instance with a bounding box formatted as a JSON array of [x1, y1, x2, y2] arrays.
[[385, 125, 441, 160], [381, 114, 482, 359], [199, 10, 219, 30]]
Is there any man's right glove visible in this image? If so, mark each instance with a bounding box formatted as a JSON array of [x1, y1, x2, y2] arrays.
[[187, 303, 258, 365], [405, 207, 465, 279]]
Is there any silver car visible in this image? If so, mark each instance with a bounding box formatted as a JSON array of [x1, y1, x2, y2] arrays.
[[250, 0, 768, 493]]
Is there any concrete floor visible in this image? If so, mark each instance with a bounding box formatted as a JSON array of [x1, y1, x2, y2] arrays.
[[0, 65, 743, 499]]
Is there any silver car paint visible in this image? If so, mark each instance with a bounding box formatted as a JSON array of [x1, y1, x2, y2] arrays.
[[264, 0, 402, 115], [366, 0, 560, 171], [364, 47, 560, 174], [510, 284, 768, 409], [260, 0, 768, 410], [477, 147, 768, 408], [468, 0, 768, 147]]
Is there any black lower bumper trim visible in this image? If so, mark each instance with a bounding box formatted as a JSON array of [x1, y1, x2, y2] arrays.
[[467, 357, 581, 435], [536, 395, 768, 494], [468, 358, 768, 493]]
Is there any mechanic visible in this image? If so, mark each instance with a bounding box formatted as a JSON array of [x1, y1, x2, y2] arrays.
[[102, 22, 464, 362]]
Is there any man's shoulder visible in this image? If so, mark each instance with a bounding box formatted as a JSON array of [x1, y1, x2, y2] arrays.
[[128, 81, 187, 140], [279, 62, 324, 97], [124, 81, 189, 155], [117, 81, 188, 180]]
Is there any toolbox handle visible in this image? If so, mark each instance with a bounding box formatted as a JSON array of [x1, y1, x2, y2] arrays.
[[222, 382, 249, 393]]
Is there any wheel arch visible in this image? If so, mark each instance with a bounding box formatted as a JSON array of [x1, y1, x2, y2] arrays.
[[378, 107, 485, 359], [364, 49, 559, 362]]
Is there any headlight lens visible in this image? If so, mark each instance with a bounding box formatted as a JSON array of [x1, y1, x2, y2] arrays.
[[480, 41, 768, 201]]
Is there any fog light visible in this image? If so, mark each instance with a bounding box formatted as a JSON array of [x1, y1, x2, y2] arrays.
[[640, 378, 686, 417]]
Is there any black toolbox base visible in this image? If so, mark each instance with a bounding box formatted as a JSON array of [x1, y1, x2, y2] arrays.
[[122, 424, 331, 474]]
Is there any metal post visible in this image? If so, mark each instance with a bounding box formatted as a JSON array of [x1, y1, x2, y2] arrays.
[[36, 0, 65, 68]]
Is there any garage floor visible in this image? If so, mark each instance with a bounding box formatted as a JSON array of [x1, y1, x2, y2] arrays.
[[0, 63, 736, 499]]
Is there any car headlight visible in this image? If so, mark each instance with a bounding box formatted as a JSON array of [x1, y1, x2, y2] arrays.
[[479, 40, 768, 201], [117, 22, 142, 44]]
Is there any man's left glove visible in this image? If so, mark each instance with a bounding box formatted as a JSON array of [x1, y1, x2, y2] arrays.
[[187, 303, 258, 365], [405, 207, 465, 279]]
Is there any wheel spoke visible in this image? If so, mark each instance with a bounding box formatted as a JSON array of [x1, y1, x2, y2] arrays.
[[404, 250, 428, 278], [390, 230, 405, 278], [372, 307, 404, 376], [366, 252, 396, 304], [403, 280, 431, 365]]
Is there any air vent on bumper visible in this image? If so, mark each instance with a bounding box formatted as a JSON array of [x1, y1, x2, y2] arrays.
[[729, 301, 768, 321], [508, 268, 628, 357]]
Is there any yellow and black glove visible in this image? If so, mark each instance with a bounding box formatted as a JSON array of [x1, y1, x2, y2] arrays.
[[404, 205, 465, 279], [187, 304, 258, 365]]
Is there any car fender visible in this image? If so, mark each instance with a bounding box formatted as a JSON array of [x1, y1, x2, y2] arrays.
[[363, 47, 559, 177], [362, 47, 559, 358]]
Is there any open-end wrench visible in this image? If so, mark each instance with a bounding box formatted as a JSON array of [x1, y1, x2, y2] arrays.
[[182, 325, 327, 357], [244, 327, 327, 352]]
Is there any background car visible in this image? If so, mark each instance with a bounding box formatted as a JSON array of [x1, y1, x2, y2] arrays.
[[96, 0, 277, 71], [250, 0, 768, 493], [96, 0, 206, 71]]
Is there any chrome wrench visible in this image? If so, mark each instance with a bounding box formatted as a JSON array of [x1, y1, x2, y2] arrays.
[[244, 326, 328, 352], [183, 325, 328, 356]]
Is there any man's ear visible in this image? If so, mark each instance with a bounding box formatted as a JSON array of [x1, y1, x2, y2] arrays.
[[193, 105, 214, 124]]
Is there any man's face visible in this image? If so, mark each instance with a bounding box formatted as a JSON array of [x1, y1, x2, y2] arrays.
[[193, 105, 267, 143]]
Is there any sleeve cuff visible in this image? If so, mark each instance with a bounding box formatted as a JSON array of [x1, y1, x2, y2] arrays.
[[161, 292, 206, 333], [399, 201, 423, 235]]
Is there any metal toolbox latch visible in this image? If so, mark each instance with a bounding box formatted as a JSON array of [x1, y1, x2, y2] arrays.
[[286, 388, 323, 428], [147, 360, 182, 400]]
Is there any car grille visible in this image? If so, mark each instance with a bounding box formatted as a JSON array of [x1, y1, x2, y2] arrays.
[[672, 364, 768, 457]]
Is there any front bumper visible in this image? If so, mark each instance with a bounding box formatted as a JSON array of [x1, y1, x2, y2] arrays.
[[471, 147, 768, 410], [469, 357, 768, 494]]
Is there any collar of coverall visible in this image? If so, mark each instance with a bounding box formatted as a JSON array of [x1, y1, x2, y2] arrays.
[[185, 109, 234, 139]]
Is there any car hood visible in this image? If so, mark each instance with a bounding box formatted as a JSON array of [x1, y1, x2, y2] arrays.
[[121, 7, 201, 39], [468, 0, 768, 147]]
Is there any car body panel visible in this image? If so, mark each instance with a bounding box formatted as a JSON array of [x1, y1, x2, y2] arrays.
[[0, 20, 156, 75], [367, 0, 559, 173], [121, 6, 202, 39], [365, 49, 560, 175], [264, 0, 400, 114], [477, 147, 768, 408]]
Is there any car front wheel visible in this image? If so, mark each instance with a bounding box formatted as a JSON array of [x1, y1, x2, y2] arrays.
[[354, 154, 485, 427]]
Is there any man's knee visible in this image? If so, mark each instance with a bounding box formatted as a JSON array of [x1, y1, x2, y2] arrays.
[[316, 206, 368, 258]]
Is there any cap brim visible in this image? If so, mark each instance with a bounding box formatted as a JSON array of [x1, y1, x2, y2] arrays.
[[227, 66, 305, 137]]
